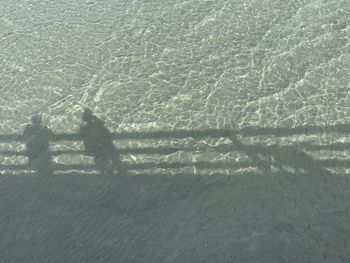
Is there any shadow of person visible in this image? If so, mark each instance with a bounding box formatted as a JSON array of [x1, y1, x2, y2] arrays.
[[79, 108, 127, 175], [22, 115, 54, 175]]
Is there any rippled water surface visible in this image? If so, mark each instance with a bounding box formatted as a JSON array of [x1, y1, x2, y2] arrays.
[[1, 0, 350, 262]]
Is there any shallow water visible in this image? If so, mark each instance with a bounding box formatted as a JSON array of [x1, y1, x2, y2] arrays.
[[1, 0, 350, 261]]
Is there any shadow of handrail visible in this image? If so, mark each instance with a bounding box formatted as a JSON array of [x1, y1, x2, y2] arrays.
[[2, 148, 349, 174], [50, 123, 350, 141], [0, 161, 253, 171], [1, 122, 350, 142], [3, 142, 349, 158], [0, 122, 349, 176]]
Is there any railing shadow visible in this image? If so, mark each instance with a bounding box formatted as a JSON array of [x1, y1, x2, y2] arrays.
[[0, 109, 350, 176]]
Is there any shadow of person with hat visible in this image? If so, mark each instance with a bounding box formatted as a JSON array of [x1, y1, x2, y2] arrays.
[[79, 108, 127, 175]]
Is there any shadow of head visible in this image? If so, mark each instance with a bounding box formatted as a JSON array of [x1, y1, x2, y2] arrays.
[[82, 108, 94, 123], [31, 115, 42, 126]]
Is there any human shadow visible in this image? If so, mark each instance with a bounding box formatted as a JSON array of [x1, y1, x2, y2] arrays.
[[78, 108, 127, 175], [22, 115, 54, 175]]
